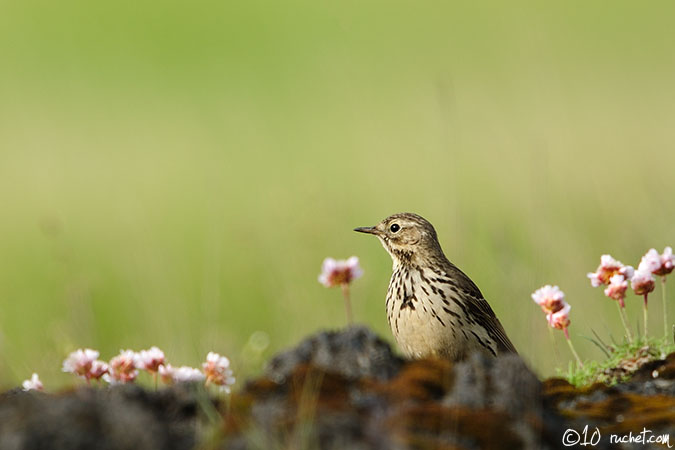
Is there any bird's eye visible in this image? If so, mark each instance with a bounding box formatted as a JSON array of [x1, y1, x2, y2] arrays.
[[389, 223, 400, 233]]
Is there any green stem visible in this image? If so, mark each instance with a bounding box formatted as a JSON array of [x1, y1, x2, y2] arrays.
[[643, 294, 649, 339], [548, 326, 560, 366], [662, 277, 668, 338], [616, 300, 633, 344], [341, 283, 353, 325], [564, 328, 583, 367]]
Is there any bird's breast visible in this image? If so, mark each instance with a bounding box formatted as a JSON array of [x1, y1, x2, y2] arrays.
[[385, 265, 469, 359]]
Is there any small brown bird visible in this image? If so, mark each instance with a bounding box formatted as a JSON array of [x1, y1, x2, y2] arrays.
[[355, 213, 516, 361]]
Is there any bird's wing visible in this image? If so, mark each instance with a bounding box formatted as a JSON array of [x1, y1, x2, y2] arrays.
[[443, 261, 518, 354], [465, 292, 518, 354]]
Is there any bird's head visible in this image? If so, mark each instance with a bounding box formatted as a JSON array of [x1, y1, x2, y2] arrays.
[[354, 212, 441, 264]]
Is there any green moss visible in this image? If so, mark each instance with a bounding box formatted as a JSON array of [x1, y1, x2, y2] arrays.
[[559, 335, 675, 387]]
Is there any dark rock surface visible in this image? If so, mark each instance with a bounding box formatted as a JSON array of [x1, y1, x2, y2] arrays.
[[1, 326, 674, 450], [0, 383, 200, 450], [265, 325, 403, 384]]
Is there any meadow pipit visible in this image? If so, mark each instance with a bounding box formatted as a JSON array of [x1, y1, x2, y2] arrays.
[[355, 213, 516, 361]]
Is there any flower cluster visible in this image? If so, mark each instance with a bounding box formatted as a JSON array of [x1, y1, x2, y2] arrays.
[[605, 274, 628, 304], [203, 352, 236, 393], [587, 247, 673, 339], [136, 346, 165, 373], [531, 285, 581, 366], [61, 348, 108, 381], [54, 347, 234, 393], [652, 247, 674, 277], [631, 269, 655, 296], [22, 373, 44, 392], [587, 255, 634, 288], [160, 365, 205, 383], [532, 285, 571, 334], [318, 257, 363, 287], [318, 256, 364, 325], [632, 247, 673, 290], [105, 350, 139, 384], [532, 285, 565, 315]]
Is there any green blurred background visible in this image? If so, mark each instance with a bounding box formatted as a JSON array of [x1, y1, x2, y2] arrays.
[[1, 0, 673, 388]]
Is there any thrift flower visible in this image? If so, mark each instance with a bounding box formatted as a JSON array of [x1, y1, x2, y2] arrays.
[[62, 348, 100, 379], [631, 269, 655, 296], [318, 257, 363, 287], [531, 286, 582, 367], [202, 352, 236, 393], [22, 373, 44, 392], [106, 350, 139, 383], [639, 249, 662, 274], [654, 246, 674, 277], [531, 285, 565, 315], [136, 346, 165, 373], [587, 254, 633, 287], [319, 256, 363, 325], [88, 360, 109, 380], [652, 246, 674, 338], [172, 366, 206, 383], [546, 303, 571, 334], [632, 267, 655, 337], [599, 273, 633, 343], [158, 364, 175, 384], [604, 274, 628, 306]]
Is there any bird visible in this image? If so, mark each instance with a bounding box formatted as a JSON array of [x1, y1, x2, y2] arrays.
[[354, 212, 516, 361]]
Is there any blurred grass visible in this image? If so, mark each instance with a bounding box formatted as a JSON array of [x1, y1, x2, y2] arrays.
[[0, 0, 674, 388]]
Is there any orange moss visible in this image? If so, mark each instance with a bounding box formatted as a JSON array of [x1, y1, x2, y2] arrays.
[[387, 404, 522, 449], [561, 393, 675, 434], [375, 358, 454, 403]]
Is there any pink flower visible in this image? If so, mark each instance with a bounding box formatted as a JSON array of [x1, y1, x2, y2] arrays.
[[88, 360, 109, 380], [202, 352, 236, 393], [62, 349, 99, 379], [22, 373, 44, 392], [136, 346, 165, 373], [654, 246, 674, 277], [587, 255, 633, 287], [531, 285, 572, 335], [546, 302, 571, 331], [172, 366, 205, 383], [318, 257, 363, 287], [106, 350, 139, 384], [638, 249, 662, 274], [158, 364, 175, 384], [631, 269, 655, 296], [604, 274, 628, 306], [531, 285, 565, 315]]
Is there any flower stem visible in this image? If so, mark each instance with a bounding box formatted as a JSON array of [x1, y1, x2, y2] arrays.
[[341, 283, 353, 325], [564, 328, 583, 367], [642, 294, 649, 338], [662, 277, 668, 338], [616, 300, 633, 344], [548, 326, 560, 366]]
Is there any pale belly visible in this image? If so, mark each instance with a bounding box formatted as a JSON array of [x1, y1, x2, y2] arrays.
[[386, 265, 494, 361], [392, 307, 459, 359]]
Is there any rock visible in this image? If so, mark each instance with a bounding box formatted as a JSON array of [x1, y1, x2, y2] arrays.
[[1, 327, 674, 450], [441, 353, 567, 449], [0, 384, 200, 450], [265, 325, 404, 384], [542, 351, 675, 449], [234, 330, 567, 450]]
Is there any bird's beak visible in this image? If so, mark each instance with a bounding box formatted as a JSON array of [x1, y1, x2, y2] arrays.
[[354, 226, 379, 235]]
